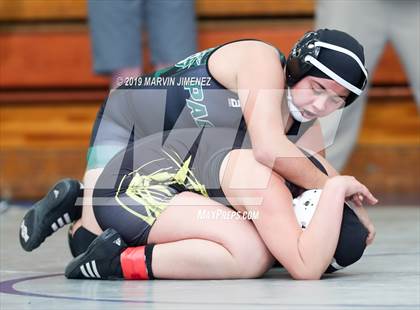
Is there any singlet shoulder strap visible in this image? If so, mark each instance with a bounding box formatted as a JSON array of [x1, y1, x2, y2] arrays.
[[286, 119, 316, 143], [207, 38, 286, 68]]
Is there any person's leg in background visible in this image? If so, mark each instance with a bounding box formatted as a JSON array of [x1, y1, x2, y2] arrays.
[[315, 0, 388, 171], [145, 0, 197, 70], [87, 0, 143, 88], [388, 0, 420, 111]]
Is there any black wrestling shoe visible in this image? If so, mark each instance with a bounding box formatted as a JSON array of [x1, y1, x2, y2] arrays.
[[19, 178, 83, 252], [65, 228, 126, 280]]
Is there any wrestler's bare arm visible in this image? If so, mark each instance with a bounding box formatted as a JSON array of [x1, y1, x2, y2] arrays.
[[232, 42, 330, 190], [220, 149, 377, 279]]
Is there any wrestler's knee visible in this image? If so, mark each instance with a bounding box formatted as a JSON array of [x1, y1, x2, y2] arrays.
[[234, 233, 274, 278], [224, 220, 274, 278]]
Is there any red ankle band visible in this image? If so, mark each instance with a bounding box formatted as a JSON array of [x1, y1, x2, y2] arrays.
[[120, 246, 149, 280]]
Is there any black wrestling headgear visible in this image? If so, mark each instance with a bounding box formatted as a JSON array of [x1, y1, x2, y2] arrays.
[[286, 29, 368, 106]]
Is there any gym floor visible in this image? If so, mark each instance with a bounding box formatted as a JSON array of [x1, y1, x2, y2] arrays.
[[1, 205, 419, 310]]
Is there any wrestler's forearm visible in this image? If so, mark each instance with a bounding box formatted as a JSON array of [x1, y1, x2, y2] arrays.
[[317, 148, 326, 158], [254, 139, 330, 189], [311, 152, 340, 177], [247, 178, 344, 280], [296, 178, 346, 278]]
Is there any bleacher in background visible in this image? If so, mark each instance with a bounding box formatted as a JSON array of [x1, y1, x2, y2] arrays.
[[0, 0, 419, 202]]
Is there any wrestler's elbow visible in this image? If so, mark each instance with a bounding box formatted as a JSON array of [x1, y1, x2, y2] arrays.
[[287, 260, 323, 280], [252, 143, 279, 171], [290, 269, 322, 281], [286, 245, 326, 280]]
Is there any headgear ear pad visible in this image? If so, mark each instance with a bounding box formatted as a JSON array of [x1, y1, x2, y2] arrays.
[[286, 31, 321, 86]]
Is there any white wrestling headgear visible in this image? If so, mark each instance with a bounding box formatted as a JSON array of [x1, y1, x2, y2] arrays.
[[292, 189, 322, 228]]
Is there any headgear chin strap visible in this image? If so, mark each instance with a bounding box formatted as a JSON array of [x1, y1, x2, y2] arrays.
[[286, 88, 312, 123]]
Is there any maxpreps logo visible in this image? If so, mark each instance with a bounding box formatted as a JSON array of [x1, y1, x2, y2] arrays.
[[228, 98, 241, 108]]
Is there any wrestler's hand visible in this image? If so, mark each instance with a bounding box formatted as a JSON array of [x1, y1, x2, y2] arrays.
[[349, 193, 364, 207], [347, 201, 377, 246], [335, 176, 378, 206]]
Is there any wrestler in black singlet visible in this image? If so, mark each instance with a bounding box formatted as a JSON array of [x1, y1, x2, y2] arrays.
[[92, 126, 367, 273], [92, 125, 364, 243], [93, 127, 251, 245], [86, 39, 296, 169]]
